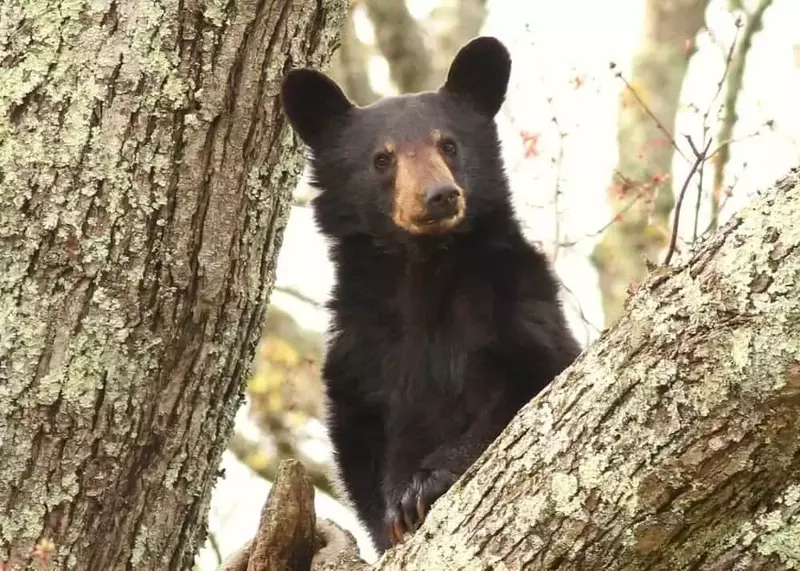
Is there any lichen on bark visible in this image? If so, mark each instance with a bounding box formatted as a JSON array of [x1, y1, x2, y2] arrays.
[[0, 0, 347, 568]]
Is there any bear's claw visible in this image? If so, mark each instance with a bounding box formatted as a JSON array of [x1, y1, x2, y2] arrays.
[[384, 468, 457, 546]]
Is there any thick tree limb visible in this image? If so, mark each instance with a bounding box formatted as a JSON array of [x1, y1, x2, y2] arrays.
[[378, 166, 800, 569], [241, 166, 800, 570]]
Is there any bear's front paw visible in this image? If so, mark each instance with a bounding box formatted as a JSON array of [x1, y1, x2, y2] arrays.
[[384, 468, 457, 545]]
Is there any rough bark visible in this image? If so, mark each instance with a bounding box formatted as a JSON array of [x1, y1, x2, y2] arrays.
[[592, 0, 708, 327], [223, 460, 369, 571], [0, 0, 346, 569], [249, 166, 800, 569], [220, 460, 317, 571]]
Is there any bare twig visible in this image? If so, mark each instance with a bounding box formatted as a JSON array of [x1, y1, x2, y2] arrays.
[[664, 135, 713, 266], [208, 531, 224, 567], [611, 66, 690, 164], [694, 14, 740, 242], [559, 172, 646, 248], [274, 286, 325, 309], [545, 98, 568, 260], [558, 278, 602, 343]]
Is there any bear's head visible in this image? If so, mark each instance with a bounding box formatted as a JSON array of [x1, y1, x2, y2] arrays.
[[281, 36, 512, 242]]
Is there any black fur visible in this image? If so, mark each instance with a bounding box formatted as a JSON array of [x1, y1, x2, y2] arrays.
[[281, 37, 581, 553]]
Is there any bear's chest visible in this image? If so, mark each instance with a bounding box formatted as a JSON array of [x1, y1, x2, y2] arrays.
[[375, 291, 494, 404]]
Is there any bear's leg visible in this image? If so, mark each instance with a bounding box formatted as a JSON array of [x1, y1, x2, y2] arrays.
[[327, 391, 391, 552], [380, 413, 458, 545], [383, 392, 520, 541]]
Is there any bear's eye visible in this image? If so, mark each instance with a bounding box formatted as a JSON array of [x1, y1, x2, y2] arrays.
[[440, 139, 457, 156], [373, 152, 394, 170]]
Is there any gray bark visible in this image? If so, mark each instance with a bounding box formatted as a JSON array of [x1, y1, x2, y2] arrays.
[[378, 167, 800, 569], [0, 0, 346, 569], [242, 167, 800, 570]]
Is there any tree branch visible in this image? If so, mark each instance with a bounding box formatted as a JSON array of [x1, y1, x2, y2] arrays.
[[329, 6, 379, 105], [379, 166, 800, 569], [234, 166, 800, 570], [222, 460, 371, 571], [663, 135, 713, 265]]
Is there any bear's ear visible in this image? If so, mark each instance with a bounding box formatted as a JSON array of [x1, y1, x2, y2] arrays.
[[281, 69, 354, 147], [442, 36, 511, 118]]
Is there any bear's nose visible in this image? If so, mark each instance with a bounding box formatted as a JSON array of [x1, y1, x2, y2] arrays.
[[424, 184, 462, 221]]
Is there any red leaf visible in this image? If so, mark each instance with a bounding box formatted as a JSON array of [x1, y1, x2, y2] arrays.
[[519, 130, 540, 158]]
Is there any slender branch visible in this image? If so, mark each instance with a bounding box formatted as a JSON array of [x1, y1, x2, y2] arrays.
[[546, 99, 568, 260], [207, 531, 223, 568], [274, 285, 325, 309], [664, 135, 713, 265], [611, 65, 690, 164]]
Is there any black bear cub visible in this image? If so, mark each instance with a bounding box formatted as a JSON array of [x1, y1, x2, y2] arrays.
[[281, 37, 581, 553]]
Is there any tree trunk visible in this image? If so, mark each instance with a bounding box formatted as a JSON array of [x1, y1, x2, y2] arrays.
[[246, 166, 800, 570], [0, 1, 346, 569], [427, 0, 487, 84], [591, 0, 708, 327]]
